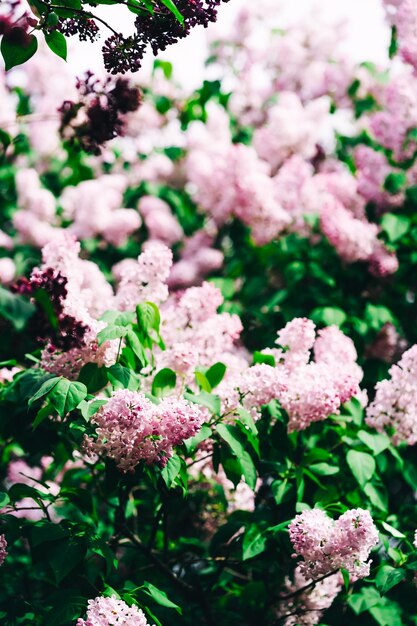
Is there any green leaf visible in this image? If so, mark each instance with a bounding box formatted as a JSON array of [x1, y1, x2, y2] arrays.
[[237, 407, 258, 436], [365, 304, 396, 331], [1, 31, 38, 71], [44, 30, 67, 60], [205, 362, 227, 388], [383, 172, 407, 195], [48, 379, 88, 417], [341, 568, 350, 592], [358, 430, 390, 455], [252, 351, 275, 367], [242, 526, 267, 560], [183, 424, 212, 454], [159, 0, 184, 24], [33, 402, 54, 429], [97, 324, 127, 345], [152, 368, 176, 398], [79, 399, 107, 421], [126, 328, 147, 366], [0, 286, 35, 330], [107, 364, 139, 391], [216, 424, 246, 458], [311, 306, 347, 327], [370, 601, 403, 626], [136, 302, 161, 334], [239, 451, 257, 489], [9, 483, 44, 502], [184, 391, 220, 415], [0, 492, 10, 507], [195, 370, 212, 392], [381, 521, 406, 539], [101, 310, 135, 326], [0, 129, 11, 162], [28, 377, 61, 407], [381, 213, 410, 242], [346, 450, 376, 487], [376, 566, 406, 595], [343, 397, 364, 425], [141, 582, 182, 613], [364, 483, 388, 512], [78, 363, 108, 393], [348, 587, 382, 615], [48, 538, 86, 583], [309, 462, 340, 476], [271, 479, 290, 505], [161, 455, 181, 489]]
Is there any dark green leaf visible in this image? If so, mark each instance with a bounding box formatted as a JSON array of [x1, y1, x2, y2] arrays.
[[242, 526, 267, 560], [141, 582, 182, 613], [152, 368, 176, 398], [205, 362, 227, 388], [376, 566, 406, 595], [347, 450, 376, 487], [44, 30, 67, 60], [48, 379, 88, 417], [1, 31, 38, 71], [0, 286, 35, 330]]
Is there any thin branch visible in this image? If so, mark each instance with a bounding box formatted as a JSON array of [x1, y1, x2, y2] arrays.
[[279, 569, 339, 601], [32, 0, 120, 36], [124, 527, 216, 626]]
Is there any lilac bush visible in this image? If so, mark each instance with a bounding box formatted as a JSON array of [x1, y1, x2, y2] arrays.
[[1, 1, 417, 625]]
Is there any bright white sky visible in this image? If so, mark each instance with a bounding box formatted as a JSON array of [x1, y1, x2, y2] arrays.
[[68, 0, 390, 87]]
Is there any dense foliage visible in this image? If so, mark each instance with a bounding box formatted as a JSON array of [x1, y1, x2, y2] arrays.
[[2, 1, 417, 625]]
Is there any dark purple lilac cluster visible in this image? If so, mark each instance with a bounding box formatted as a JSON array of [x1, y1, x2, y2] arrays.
[[101, 0, 229, 74], [58, 17, 99, 42], [59, 73, 142, 154], [102, 33, 146, 75], [12, 269, 88, 351]]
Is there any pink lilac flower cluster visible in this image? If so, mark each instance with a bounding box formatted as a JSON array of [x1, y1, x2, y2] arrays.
[[366, 344, 417, 445], [366, 74, 417, 162], [383, 0, 417, 73], [83, 390, 208, 471], [76, 595, 150, 626], [185, 111, 291, 246], [278, 319, 362, 431], [253, 92, 330, 172], [276, 567, 342, 626], [354, 146, 405, 210], [138, 196, 183, 245], [13, 168, 62, 248], [296, 168, 398, 276], [209, 1, 354, 116], [113, 241, 173, 311], [61, 175, 141, 247], [289, 508, 379, 579], [32, 234, 117, 377], [26, 236, 176, 378], [216, 318, 362, 429], [20, 46, 78, 157], [156, 281, 245, 383], [0, 534, 7, 567], [168, 231, 224, 289], [0, 366, 20, 384], [186, 111, 397, 275]]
